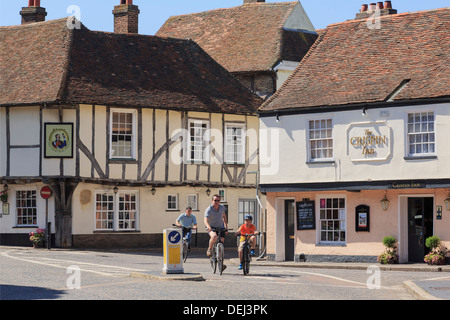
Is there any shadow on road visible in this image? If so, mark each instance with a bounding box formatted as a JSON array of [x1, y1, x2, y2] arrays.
[[0, 284, 66, 300]]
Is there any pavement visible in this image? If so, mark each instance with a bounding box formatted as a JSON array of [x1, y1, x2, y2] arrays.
[[130, 254, 450, 300], [242, 257, 450, 301], [2, 246, 449, 300]]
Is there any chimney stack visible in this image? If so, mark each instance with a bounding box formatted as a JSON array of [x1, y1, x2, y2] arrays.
[[113, 0, 140, 34], [20, 0, 47, 25], [243, 0, 266, 3], [356, 1, 397, 19]]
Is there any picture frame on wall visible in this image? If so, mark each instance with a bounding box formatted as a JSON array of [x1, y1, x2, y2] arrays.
[[355, 205, 370, 232], [44, 123, 74, 158]]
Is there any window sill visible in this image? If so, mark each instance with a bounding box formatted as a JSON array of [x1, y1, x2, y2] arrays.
[[306, 160, 335, 165], [404, 155, 437, 161], [316, 243, 347, 247], [94, 230, 141, 233], [109, 159, 137, 164], [13, 225, 38, 229]]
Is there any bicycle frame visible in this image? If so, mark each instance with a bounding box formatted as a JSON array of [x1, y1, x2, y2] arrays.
[[240, 233, 258, 275], [210, 228, 228, 275]]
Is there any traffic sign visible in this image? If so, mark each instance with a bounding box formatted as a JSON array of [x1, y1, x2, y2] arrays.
[[168, 231, 181, 244], [40, 186, 53, 199]]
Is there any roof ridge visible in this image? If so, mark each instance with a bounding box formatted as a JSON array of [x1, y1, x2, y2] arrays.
[[164, 1, 297, 19], [326, 6, 450, 28], [0, 17, 68, 30]]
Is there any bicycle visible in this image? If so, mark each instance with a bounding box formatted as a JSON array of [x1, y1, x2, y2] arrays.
[[238, 233, 258, 275], [209, 227, 231, 275], [172, 224, 193, 262]]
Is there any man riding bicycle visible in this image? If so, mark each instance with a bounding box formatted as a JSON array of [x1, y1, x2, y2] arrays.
[[176, 207, 197, 249], [204, 194, 228, 271], [235, 215, 258, 270]]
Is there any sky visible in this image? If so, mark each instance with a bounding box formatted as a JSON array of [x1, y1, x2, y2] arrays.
[[0, 0, 448, 34]]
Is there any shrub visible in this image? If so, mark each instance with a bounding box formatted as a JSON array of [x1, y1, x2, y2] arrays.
[[378, 236, 399, 264], [424, 236, 448, 265]]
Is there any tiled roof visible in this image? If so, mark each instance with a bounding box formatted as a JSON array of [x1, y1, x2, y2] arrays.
[[260, 8, 450, 112], [156, 2, 317, 73], [0, 18, 262, 114]]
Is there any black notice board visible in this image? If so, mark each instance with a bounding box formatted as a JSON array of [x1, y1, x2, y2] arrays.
[[296, 200, 315, 230]]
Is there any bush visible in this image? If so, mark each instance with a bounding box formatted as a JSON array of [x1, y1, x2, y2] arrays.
[[425, 236, 441, 250], [424, 236, 448, 265], [378, 236, 399, 264], [382, 236, 397, 249]]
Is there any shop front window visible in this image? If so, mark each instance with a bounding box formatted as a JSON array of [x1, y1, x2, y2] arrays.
[[319, 197, 346, 244]]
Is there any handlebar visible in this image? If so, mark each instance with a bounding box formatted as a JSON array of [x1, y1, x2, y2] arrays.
[[172, 224, 194, 230], [236, 232, 259, 237]]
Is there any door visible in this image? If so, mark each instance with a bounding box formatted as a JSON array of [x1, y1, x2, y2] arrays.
[[284, 200, 295, 261], [408, 197, 433, 262]]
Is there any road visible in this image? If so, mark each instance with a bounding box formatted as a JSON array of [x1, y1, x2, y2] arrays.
[[1, 246, 448, 301]]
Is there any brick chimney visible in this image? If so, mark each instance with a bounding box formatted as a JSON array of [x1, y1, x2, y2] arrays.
[[113, 0, 140, 34], [356, 1, 397, 19], [20, 0, 47, 25], [244, 0, 266, 3]]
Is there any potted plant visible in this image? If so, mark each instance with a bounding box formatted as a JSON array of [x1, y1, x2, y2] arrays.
[[29, 229, 46, 248], [424, 236, 448, 265], [0, 190, 7, 203], [377, 235, 399, 264]]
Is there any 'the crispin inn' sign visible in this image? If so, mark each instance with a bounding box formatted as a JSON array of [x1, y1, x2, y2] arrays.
[[347, 122, 391, 162]]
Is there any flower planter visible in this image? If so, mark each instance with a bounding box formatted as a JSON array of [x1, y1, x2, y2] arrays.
[[33, 242, 44, 249]]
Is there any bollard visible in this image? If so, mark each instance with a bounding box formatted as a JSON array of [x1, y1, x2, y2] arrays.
[[162, 228, 184, 274]]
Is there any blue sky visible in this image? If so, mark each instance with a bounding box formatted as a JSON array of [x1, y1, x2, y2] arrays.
[[0, 0, 448, 34]]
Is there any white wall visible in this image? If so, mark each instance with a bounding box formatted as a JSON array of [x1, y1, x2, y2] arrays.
[[260, 103, 450, 184]]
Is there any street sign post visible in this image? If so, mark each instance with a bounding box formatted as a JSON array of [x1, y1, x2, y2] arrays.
[[40, 186, 53, 249], [162, 228, 184, 274]]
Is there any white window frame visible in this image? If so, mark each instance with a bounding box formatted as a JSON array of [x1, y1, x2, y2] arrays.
[[406, 111, 436, 157], [316, 195, 346, 245], [15, 189, 38, 227], [110, 109, 137, 160], [167, 194, 179, 211], [186, 194, 198, 211], [218, 188, 226, 203], [224, 123, 246, 164], [308, 118, 334, 162], [94, 190, 139, 231], [187, 119, 210, 164]]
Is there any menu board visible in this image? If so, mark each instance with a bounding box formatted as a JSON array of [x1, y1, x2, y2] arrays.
[[296, 200, 315, 230]]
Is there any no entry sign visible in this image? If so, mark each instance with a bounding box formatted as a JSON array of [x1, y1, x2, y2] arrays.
[[40, 186, 53, 199]]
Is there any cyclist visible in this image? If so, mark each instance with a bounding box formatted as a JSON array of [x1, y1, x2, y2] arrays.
[[176, 207, 197, 249], [204, 194, 228, 261], [235, 215, 258, 270]]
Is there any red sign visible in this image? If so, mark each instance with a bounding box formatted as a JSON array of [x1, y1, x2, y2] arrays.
[[40, 186, 53, 199]]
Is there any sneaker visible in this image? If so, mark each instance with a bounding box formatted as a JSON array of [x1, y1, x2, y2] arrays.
[[251, 249, 255, 256], [207, 250, 213, 257], [238, 263, 243, 270]]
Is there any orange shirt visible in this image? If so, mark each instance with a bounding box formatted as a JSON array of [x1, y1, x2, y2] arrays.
[[238, 223, 256, 242]]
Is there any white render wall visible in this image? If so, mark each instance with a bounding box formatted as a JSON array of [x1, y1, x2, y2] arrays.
[[260, 103, 450, 185]]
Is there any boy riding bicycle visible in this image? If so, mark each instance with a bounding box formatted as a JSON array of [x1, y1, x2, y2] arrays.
[[235, 215, 259, 270]]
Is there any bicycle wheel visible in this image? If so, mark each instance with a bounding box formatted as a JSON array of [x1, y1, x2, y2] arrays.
[[217, 243, 224, 275], [183, 242, 189, 263], [242, 246, 250, 275], [210, 247, 217, 274]]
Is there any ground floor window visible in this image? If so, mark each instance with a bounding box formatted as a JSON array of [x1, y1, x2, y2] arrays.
[[238, 199, 257, 227], [95, 191, 138, 231], [319, 197, 346, 244], [16, 190, 37, 226]]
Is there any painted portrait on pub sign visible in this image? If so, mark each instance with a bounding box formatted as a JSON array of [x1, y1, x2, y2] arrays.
[[44, 123, 73, 158]]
